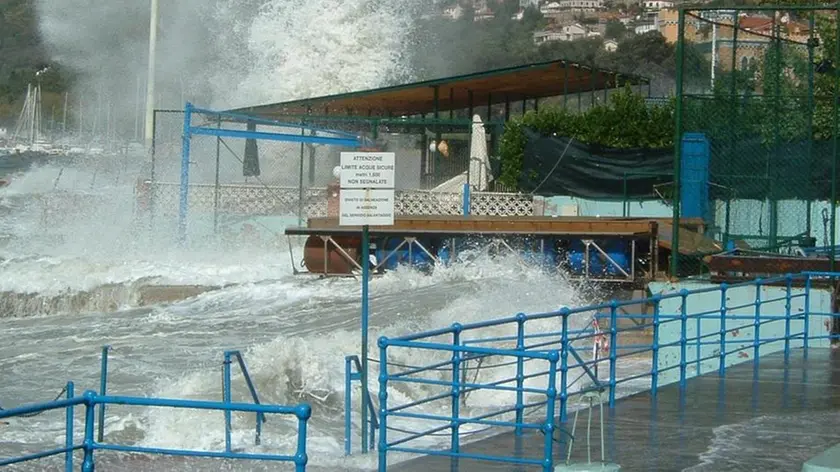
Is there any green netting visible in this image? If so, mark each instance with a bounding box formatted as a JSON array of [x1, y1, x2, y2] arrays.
[[673, 6, 840, 275]]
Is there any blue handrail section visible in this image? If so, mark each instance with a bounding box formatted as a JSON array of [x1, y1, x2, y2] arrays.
[[376, 272, 840, 471], [4, 349, 311, 471], [345, 355, 379, 455], [0, 382, 77, 471], [0, 390, 310, 471], [223, 350, 267, 450]]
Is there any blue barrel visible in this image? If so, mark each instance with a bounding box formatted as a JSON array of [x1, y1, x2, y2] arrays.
[[566, 240, 631, 276]]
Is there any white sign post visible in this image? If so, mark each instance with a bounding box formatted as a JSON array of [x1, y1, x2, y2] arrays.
[[338, 151, 395, 454]]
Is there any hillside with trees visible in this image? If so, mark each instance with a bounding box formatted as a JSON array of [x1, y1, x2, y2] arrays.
[[0, 0, 692, 126], [0, 0, 71, 126]]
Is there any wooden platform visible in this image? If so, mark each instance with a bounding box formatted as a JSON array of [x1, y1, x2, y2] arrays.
[[288, 216, 720, 256], [395, 348, 840, 472]]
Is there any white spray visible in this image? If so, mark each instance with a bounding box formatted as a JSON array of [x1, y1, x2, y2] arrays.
[[35, 0, 434, 129]]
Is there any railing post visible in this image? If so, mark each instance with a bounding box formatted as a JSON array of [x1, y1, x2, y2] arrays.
[[82, 391, 96, 472], [223, 351, 232, 453], [378, 338, 389, 472], [719, 283, 728, 377], [515, 312, 526, 436], [231, 352, 265, 446], [608, 301, 618, 408], [65, 381, 74, 472], [294, 404, 311, 472], [543, 352, 560, 472], [97, 345, 110, 443], [651, 296, 661, 397], [754, 279, 762, 362], [178, 101, 193, 244], [450, 324, 463, 457], [784, 274, 793, 362], [679, 290, 688, 388], [560, 309, 570, 424], [345, 356, 352, 456], [804, 274, 811, 355], [462, 183, 471, 216]]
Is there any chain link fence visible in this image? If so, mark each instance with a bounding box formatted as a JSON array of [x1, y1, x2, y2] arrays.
[[672, 6, 840, 276], [141, 109, 528, 244]]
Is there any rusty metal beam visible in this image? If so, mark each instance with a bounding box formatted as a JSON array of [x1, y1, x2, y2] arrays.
[[301, 216, 701, 237], [706, 254, 832, 275]]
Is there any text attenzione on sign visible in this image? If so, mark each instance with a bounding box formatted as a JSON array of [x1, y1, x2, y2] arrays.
[[339, 152, 395, 189]]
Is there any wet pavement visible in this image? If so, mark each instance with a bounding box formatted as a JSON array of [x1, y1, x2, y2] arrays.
[[398, 348, 840, 472]]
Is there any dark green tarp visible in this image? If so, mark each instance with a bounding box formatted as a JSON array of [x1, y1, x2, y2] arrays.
[[517, 127, 835, 200], [518, 128, 673, 198]]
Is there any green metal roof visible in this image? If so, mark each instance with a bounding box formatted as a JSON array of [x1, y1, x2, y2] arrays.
[[231, 59, 650, 119]]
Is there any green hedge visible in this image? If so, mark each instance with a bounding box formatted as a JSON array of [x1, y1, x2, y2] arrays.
[[498, 86, 675, 190]]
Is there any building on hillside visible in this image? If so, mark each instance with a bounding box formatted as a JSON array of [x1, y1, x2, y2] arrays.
[[635, 19, 659, 35], [657, 9, 814, 73], [641, 0, 674, 11], [541, 1, 563, 16], [442, 4, 464, 19], [658, 8, 701, 43], [533, 23, 601, 43], [604, 38, 619, 51], [520, 0, 540, 7], [474, 7, 495, 21], [557, 0, 605, 12]]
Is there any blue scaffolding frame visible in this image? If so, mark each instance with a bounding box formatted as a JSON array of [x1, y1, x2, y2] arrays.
[[178, 102, 365, 240]]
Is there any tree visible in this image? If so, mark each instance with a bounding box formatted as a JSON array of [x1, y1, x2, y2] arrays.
[[605, 19, 628, 40]]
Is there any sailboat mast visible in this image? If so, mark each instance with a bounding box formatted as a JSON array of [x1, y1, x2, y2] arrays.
[[63, 92, 68, 134], [29, 84, 36, 145]]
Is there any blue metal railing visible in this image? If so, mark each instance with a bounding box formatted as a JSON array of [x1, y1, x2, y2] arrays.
[[375, 272, 840, 471], [97, 345, 110, 442], [345, 355, 379, 455], [0, 382, 77, 471], [4, 347, 310, 471], [0, 389, 310, 471], [223, 350, 267, 450]]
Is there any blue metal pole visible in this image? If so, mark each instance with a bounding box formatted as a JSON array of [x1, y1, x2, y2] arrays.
[[345, 356, 352, 456], [754, 281, 762, 362], [559, 309, 569, 423], [294, 405, 311, 472], [451, 324, 462, 457], [609, 302, 617, 408], [514, 313, 526, 436], [97, 345, 110, 443], [651, 296, 661, 397], [784, 275, 792, 362], [679, 290, 688, 388], [82, 391, 96, 472], [361, 225, 370, 454], [719, 284, 728, 377], [65, 381, 74, 472], [804, 274, 811, 355], [223, 351, 232, 453], [543, 352, 559, 472], [462, 183, 470, 216], [378, 339, 389, 472], [696, 299, 702, 376], [178, 102, 193, 244]]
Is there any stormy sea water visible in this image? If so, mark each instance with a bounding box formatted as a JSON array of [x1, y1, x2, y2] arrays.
[[0, 148, 631, 471], [5, 0, 832, 470]]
